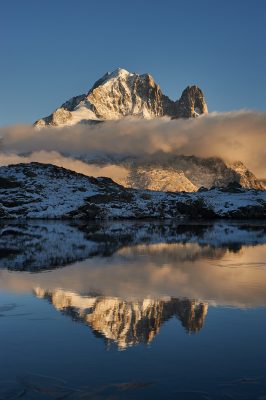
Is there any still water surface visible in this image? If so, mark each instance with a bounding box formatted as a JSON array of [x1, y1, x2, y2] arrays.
[[0, 220, 266, 399]]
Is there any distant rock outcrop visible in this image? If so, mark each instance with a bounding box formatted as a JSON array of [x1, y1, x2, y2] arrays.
[[112, 156, 265, 192]]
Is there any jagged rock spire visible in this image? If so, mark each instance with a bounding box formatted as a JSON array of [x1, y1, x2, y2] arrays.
[[175, 85, 208, 118]]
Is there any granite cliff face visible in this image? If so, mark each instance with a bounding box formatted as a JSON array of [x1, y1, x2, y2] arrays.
[[122, 165, 198, 192], [34, 68, 208, 127], [34, 288, 208, 349]]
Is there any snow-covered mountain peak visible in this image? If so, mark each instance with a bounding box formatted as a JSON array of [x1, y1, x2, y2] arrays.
[[34, 69, 208, 127]]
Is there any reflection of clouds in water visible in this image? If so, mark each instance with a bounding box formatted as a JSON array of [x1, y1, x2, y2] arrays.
[[117, 242, 227, 263], [0, 242, 266, 308]]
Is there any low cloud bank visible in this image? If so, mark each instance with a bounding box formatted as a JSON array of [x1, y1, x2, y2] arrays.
[[0, 151, 128, 181], [0, 111, 265, 177]]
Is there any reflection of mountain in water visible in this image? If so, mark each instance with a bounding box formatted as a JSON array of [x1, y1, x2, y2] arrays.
[[34, 288, 208, 349], [1, 220, 266, 271]]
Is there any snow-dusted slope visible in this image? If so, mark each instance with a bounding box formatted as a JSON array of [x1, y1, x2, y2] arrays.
[[0, 163, 265, 219], [34, 68, 208, 127]]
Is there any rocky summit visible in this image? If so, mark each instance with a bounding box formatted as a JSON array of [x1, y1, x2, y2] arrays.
[[34, 68, 208, 127], [0, 162, 265, 219]]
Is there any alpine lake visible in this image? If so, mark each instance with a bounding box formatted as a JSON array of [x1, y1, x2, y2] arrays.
[[0, 219, 266, 400]]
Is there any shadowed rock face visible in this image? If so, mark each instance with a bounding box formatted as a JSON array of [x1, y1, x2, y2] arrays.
[[175, 85, 208, 118], [34, 69, 207, 127], [34, 288, 208, 349]]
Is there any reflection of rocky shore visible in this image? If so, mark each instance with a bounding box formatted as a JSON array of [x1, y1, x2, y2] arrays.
[[1, 220, 266, 271], [34, 287, 208, 349]]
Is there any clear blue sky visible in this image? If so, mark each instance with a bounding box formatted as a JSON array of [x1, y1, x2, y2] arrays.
[[1, 0, 265, 125]]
